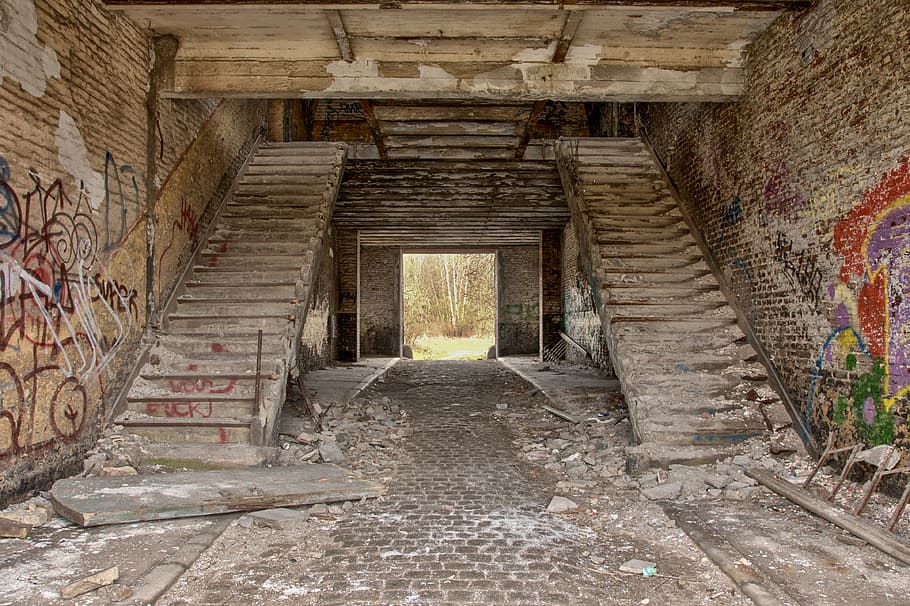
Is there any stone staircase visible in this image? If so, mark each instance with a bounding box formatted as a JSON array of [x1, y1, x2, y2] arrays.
[[117, 142, 346, 447], [556, 138, 785, 467]]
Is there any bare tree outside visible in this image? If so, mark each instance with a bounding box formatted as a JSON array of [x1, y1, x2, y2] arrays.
[[403, 253, 495, 359]]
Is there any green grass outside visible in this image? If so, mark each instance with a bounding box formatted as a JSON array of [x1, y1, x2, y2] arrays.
[[411, 336, 494, 360]]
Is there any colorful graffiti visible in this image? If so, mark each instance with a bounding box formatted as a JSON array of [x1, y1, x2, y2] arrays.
[[810, 155, 910, 445], [0, 153, 142, 457]]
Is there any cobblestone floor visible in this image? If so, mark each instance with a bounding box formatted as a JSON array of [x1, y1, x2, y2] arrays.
[[160, 360, 748, 605]]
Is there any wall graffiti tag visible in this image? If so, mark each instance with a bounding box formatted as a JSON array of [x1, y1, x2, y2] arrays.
[[0, 153, 142, 458], [773, 231, 825, 312], [809, 155, 910, 445]]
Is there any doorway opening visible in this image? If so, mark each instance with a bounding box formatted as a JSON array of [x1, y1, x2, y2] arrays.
[[402, 253, 496, 360]]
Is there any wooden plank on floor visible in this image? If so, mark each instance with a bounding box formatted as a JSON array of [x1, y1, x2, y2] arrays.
[[50, 464, 386, 527]]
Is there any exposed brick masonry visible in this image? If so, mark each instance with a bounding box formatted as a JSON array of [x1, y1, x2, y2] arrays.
[[642, 0, 910, 454]]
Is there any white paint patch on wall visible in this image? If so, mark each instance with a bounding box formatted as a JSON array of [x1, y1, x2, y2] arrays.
[[55, 110, 105, 211], [0, 0, 60, 97]]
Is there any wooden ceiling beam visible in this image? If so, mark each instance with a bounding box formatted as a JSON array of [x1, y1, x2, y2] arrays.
[[359, 100, 389, 159], [326, 10, 354, 62], [105, 1, 813, 11], [162, 60, 744, 101]]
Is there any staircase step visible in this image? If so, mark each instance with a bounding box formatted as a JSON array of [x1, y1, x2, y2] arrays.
[[116, 413, 252, 445], [604, 303, 735, 321], [201, 241, 311, 255], [209, 228, 317, 241], [153, 335, 287, 357], [597, 242, 703, 258], [234, 183, 333, 196], [601, 286, 724, 303], [195, 254, 304, 271], [165, 316, 294, 336], [230, 194, 327, 206], [170, 301, 295, 318], [220, 207, 320, 219], [602, 269, 714, 286], [244, 163, 340, 176], [128, 375, 259, 401], [238, 172, 339, 184], [596, 231, 696, 246]]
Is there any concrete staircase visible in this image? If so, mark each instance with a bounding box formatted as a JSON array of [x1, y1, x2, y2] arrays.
[[556, 138, 784, 467], [117, 142, 346, 447]]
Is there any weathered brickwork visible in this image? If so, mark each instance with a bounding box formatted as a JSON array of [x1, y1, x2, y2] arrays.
[[497, 245, 539, 356], [360, 245, 401, 357], [561, 225, 611, 370], [155, 99, 266, 314], [541, 230, 562, 355], [0, 0, 264, 503], [0, 0, 151, 502], [642, 0, 910, 453], [298, 228, 338, 372], [336, 229, 358, 361]]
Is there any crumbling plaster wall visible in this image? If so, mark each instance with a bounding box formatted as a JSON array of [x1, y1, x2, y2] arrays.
[[498, 245, 540, 356], [0, 0, 263, 503], [561, 225, 611, 370], [298, 227, 338, 372], [642, 0, 909, 453]]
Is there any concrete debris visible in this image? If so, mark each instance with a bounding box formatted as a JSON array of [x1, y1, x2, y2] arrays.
[[641, 481, 683, 501], [318, 439, 348, 464], [279, 394, 410, 474], [60, 565, 119, 599], [248, 507, 310, 530], [99, 465, 139, 477], [50, 464, 385, 526], [547, 496, 579, 513]]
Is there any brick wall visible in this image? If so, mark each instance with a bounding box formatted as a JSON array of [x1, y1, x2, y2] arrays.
[[561, 225, 612, 370], [360, 245, 401, 357], [0, 0, 263, 503], [498, 245, 540, 356], [336, 229, 358, 361], [641, 0, 910, 452], [155, 99, 266, 316], [541, 230, 562, 355], [0, 0, 151, 502], [298, 228, 338, 372]]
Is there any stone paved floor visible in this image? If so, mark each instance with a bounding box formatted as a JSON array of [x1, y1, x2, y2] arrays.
[[160, 360, 748, 605], [301, 361, 605, 605]]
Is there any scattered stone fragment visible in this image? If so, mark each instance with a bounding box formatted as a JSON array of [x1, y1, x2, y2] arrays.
[[547, 496, 579, 513], [641, 481, 683, 501], [731, 455, 752, 467], [0, 516, 31, 539], [249, 508, 309, 530], [318, 440, 347, 464], [99, 465, 139, 477], [60, 566, 119, 599], [0, 508, 49, 527]]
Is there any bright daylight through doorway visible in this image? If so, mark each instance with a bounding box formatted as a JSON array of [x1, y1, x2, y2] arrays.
[[402, 253, 495, 360]]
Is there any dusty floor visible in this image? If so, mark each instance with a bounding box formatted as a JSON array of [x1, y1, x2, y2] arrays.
[[159, 361, 749, 605], [4, 359, 910, 605]]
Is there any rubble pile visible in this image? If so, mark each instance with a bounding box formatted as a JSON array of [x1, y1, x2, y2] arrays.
[[81, 425, 144, 476], [279, 396, 411, 473]]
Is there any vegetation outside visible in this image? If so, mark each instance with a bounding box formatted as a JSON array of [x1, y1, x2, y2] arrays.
[[403, 253, 495, 360]]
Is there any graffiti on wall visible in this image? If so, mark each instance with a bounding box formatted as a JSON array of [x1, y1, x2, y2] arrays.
[[0, 153, 142, 457], [772, 231, 825, 312], [809, 155, 910, 445], [156, 197, 199, 290]]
